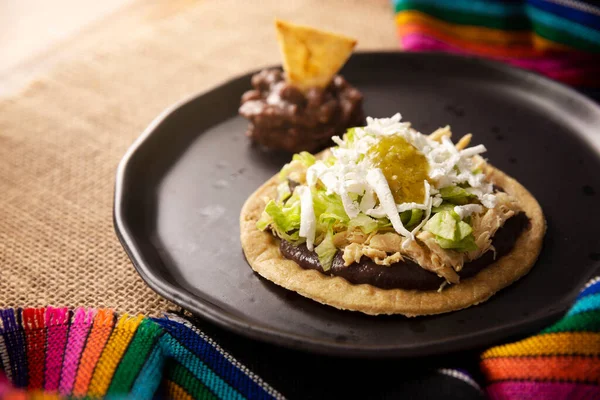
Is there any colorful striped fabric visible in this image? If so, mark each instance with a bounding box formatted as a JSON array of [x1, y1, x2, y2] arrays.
[[481, 276, 600, 399], [1, 277, 600, 399], [393, 0, 600, 87], [0, 309, 282, 400]]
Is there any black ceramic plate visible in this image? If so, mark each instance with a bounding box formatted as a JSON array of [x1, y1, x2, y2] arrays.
[[115, 52, 600, 357]]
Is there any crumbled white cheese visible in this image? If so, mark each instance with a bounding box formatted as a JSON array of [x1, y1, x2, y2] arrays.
[[454, 204, 483, 220], [366, 168, 413, 238], [301, 114, 496, 240]]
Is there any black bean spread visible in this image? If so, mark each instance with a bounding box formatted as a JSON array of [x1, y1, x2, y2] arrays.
[[280, 212, 530, 290], [239, 69, 364, 153]]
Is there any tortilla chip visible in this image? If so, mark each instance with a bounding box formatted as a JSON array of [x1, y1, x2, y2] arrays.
[[275, 19, 357, 91], [240, 160, 546, 316]]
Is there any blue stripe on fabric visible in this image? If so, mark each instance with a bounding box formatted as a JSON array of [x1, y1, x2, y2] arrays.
[[158, 332, 245, 400], [528, 0, 600, 30], [578, 280, 600, 300], [526, 4, 600, 43], [569, 293, 600, 316], [393, 0, 525, 17], [0, 310, 27, 388], [154, 318, 273, 400], [126, 345, 165, 400]]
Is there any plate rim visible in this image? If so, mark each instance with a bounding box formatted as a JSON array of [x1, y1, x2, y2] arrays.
[[114, 51, 600, 357]]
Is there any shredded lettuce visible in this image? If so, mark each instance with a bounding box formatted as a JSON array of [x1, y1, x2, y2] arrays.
[[278, 151, 315, 180], [439, 186, 475, 205], [276, 181, 291, 203], [312, 188, 349, 229], [457, 220, 473, 240], [400, 210, 411, 226], [423, 211, 457, 240], [293, 151, 316, 166], [256, 210, 271, 231], [266, 200, 300, 232], [435, 235, 478, 252], [432, 202, 455, 214], [423, 210, 477, 251], [315, 229, 337, 271], [256, 200, 305, 244], [405, 208, 423, 229], [348, 213, 379, 234]]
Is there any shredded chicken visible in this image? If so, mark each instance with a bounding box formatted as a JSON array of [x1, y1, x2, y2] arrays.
[[376, 252, 403, 266], [418, 231, 465, 271], [335, 190, 521, 284], [333, 229, 368, 248], [366, 231, 462, 281], [369, 232, 403, 253], [341, 242, 404, 267], [467, 192, 520, 261], [429, 125, 452, 142], [472, 155, 487, 171], [401, 235, 461, 283], [285, 160, 307, 184], [342, 243, 384, 265], [455, 134, 472, 150], [341, 231, 461, 282], [330, 151, 521, 284]]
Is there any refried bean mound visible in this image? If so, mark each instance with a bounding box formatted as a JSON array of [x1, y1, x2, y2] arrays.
[[239, 69, 364, 153]]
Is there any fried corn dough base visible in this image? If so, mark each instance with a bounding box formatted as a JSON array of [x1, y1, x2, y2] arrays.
[[240, 163, 545, 316]]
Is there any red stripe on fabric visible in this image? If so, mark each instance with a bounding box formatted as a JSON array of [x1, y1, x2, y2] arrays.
[[22, 308, 46, 390], [481, 355, 600, 383]]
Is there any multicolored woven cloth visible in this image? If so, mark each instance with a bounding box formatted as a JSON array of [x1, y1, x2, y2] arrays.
[[481, 276, 600, 399], [1, 279, 600, 398], [392, 0, 600, 87], [0, 309, 282, 399]]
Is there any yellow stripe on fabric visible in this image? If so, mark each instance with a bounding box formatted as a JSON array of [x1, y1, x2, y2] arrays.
[[87, 314, 144, 398], [482, 332, 600, 359], [395, 10, 532, 46], [30, 392, 63, 400], [165, 381, 195, 400]]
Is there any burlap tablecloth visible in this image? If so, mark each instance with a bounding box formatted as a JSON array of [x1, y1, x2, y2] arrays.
[[0, 0, 397, 315]]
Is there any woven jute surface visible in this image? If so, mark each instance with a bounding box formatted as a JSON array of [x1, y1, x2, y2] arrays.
[[0, 0, 396, 315]]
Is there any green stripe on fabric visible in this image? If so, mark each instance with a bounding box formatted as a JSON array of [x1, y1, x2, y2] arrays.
[[106, 318, 163, 396], [160, 334, 245, 400], [165, 360, 218, 400], [542, 310, 600, 334], [534, 21, 600, 52], [394, 1, 531, 30], [527, 5, 600, 45], [128, 345, 165, 400], [393, 0, 524, 17]]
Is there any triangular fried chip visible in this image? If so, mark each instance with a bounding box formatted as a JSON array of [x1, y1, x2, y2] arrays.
[[275, 19, 357, 91]]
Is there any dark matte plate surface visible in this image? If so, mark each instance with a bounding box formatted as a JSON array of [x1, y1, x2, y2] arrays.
[[115, 52, 600, 357]]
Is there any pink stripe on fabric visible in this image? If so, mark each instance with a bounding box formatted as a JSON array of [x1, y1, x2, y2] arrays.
[[401, 33, 600, 83], [401, 33, 597, 67], [401, 33, 468, 54], [504, 59, 600, 80], [0, 371, 12, 397], [44, 307, 69, 392], [58, 308, 95, 397], [487, 381, 600, 400]]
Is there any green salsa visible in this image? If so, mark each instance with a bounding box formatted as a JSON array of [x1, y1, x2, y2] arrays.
[[368, 135, 430, 204]]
